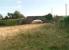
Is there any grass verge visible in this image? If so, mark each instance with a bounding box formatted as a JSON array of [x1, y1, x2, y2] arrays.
[[0, 23, 69, 50]]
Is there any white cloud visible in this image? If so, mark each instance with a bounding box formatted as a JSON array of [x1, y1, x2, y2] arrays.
[[16, 0, 22, 10], [17, 0, 22, 4]]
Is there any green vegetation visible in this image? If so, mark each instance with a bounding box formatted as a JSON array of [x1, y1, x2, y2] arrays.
[[6, 11, 25, 19], [0, 18, 25, 26], [0, 13, 53, 26], [44, 13, 53, 22], [0, 10, 69, 50], [0, 11, 25, 26], [56, 16, 69, 32], [0, 23, 69, 50]]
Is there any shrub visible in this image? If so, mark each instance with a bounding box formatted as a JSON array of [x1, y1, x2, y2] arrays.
[[56, 16, 69, 32], [44, 13, 53, 23], [64, 16, 69, 27], [0, 18, 25, 26], [5, 19, 17, 26], [59, 16, 69, 28]]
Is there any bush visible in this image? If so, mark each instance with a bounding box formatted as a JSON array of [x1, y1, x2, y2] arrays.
[[0, 19, 17, 26], [6, 19, 17, 26], [64, 16, 69, 27], [59, 16, 69, 28], [44, 13, 53, 23], [56, 16, 69, 32], [0, 18, 25, 26]]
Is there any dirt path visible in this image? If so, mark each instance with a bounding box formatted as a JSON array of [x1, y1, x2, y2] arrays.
[[0, 24, 43, 39]]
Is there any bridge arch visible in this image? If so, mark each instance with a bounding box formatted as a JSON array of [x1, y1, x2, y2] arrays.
[[25, 16, 46, 24], [32, 19, 43, 24]]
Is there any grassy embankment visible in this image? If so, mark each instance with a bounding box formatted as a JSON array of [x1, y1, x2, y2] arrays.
[[0, 23, 69, 50]]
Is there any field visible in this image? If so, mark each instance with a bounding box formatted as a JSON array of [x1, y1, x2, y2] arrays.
[[0, 24, 42, 39], [0, 23, 69, 50]]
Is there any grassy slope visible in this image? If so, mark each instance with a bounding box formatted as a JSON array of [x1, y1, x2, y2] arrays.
[[0, 24, 69, 50]]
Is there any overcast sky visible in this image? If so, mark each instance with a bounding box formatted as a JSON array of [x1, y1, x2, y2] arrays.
[[0, 0, 69, 16]]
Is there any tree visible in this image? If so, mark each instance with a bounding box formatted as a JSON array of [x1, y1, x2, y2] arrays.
[[0, 14, 3, 19], [8, 13, 14, 19], [13, 11, 25, 19], [4, 16, 8, 19], [7, 11, 25, 19], [44, 13, 53, 22]]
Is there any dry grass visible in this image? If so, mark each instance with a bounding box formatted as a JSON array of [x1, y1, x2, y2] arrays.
[[0, 24, 43, 40], [0, 23, 68, 50]]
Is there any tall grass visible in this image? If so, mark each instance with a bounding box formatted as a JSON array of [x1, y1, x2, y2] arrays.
[[56, 16, 69, 33], [0, 23, 69, 50]]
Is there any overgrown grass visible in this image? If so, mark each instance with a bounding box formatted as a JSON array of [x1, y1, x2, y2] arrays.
[[0, 23, 69, 50]]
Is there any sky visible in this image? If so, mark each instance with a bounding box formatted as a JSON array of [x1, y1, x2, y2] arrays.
[[0, 0, 69, 17]]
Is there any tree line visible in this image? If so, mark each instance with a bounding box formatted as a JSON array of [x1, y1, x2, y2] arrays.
[[0, 11, 25, 19], [1, 10, 69, 27]]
